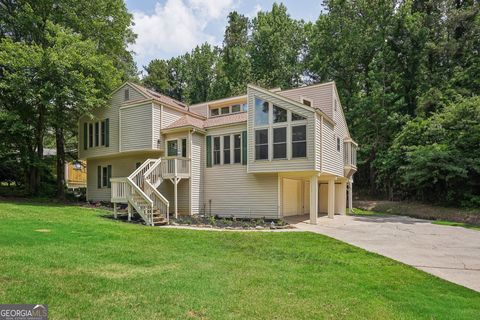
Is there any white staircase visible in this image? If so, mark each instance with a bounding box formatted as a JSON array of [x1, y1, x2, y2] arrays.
[[111, 157, 190, 226]]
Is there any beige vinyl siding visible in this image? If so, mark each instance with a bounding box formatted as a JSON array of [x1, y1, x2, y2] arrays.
[[204, 124, 278, 218], [247, 86, 316, 173], [277, 82, 334, 118], [119, 103, 154, 152], [161, 106, 184, 129], [78, 83, 150, 160], [321, 120, 341, 175], [190, 132, 204, 214], [332, 86, 350, 177], [152, 104, 161, 149], [314, 113, 322, 171], [205, 166, 278, 218], [86, 153, 154, 202]]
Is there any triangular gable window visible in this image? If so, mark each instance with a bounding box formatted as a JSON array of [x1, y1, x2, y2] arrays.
[[292, 112, 306, 121]]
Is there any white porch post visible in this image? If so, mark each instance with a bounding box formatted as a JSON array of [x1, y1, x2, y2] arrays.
[[174, 160, 178, 219], [328, 178, 335, 219], [309, 175, 318, 224], [339, 181, 347, 215], [113, 203, 117, 219], [127, 203, 132, 222], [348, 181, 353, 214]]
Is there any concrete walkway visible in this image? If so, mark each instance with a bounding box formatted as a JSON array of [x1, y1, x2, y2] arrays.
[[287, 214, 480, 292]]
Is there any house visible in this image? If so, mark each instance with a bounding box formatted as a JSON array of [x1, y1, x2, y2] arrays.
[[78, 81, 357, 225]]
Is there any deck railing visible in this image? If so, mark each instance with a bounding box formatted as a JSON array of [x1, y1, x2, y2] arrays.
[[161, 158, 190, 178], [111, 177, 128, 203]]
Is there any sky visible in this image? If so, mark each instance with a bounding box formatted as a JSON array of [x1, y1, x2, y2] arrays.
[[125, 0, 325, 71]]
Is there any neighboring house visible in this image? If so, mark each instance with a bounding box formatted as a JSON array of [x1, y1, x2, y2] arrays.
[[78, 81, 357, 225]]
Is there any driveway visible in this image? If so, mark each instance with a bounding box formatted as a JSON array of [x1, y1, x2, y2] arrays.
[[287, 214, 480, 292]]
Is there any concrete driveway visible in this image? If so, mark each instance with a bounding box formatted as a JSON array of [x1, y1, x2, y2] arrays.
[[287, 214, 480, 292]]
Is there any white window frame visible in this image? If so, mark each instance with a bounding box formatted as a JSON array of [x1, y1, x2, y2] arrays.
[[212, 133, 243, 166], [253, 96, 308, 162], [166, 139, 179, 157]]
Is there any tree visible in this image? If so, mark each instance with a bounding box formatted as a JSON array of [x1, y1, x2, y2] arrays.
[[250, 3, 306, 89]]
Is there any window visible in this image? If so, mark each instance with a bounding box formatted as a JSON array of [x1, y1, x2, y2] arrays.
[[255, 98, 269, 125], [167, 140, 178, 157], [334, 100, 337, 111], [213, 137, 221, 165], [292, 112, 306, 121], [88, 123, 93, 148], [273, 105, 287, 123], [94, 122, 99, 147], [234, 134, 241, 163], [292, 125, 307, 158], [302, 98, 312, 107], [124, 88, 130, 101], [210, 108, 219, 117], [101, 121, 105, 145], [255, 129, 268, 160], [182, 139, 187, 157], [231, 104, 241, 113], [273, 127, 287, 159], [242, 103, 248, 112], [221, 106, 230, 115], [136, 162, 141, 169], [102, 167, 108, 187], [337, 136, 341, 152], [223, 136, 231, 164]]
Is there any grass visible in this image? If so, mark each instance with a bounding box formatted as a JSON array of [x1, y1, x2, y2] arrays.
[[0, 200, 479, 319], [431, 220, 480, 231]]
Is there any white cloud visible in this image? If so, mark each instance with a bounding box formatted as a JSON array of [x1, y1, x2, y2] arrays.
[[130, 0, 237, 68]]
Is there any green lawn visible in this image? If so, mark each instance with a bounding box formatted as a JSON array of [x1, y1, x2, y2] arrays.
[[0, 201, 479, 319]]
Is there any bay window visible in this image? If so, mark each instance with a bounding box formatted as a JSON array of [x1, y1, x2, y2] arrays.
[[167, 140, 178, 157]]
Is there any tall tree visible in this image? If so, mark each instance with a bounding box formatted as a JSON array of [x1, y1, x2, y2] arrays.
[[250, 3, 306, 89]]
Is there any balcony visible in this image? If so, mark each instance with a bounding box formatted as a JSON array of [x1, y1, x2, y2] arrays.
[[344, 139, 358, 178], [161, 157, 190, 179]]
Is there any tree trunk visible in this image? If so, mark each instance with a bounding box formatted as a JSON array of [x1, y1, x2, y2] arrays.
[[55, 126, 66, 199]]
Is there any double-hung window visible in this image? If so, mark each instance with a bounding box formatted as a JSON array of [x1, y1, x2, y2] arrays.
[[94, 122, 99, 147], [273, 127, 287, 159], [292, 125, 307, 158], [88, 123, 93, 148], [255, 129, 269, 160], [223, 136, 231, 164], [213, 137, 221, 165], [233, 134, 241, 164]]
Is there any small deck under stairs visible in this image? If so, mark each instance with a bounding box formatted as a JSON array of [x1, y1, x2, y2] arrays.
[[110, 157, 190, 226]]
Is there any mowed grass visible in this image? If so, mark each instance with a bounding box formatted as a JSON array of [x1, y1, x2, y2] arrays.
[[0, 201, 479, 319]]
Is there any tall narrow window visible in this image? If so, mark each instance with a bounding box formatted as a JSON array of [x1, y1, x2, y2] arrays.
[[234, 134, 241, 164], [292, 125, 307, 158], [273, 105, 287, 123], [97, 166, 101, 188], [167, 140, 178, 157], [213, 137, 221, 165], [255, 98, 269, 125], [255, 129, 269, 160], [102, 167, 108, 187], [273, 127, 287, 159], [337, 137, 341, 152], [223, 136, 231, 164], [88, 123, 93, 148], [101, 121, 105, 146], [124, 88, 130, 101], [182, 138, 187, 157], [94, 122, 99, 146]]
